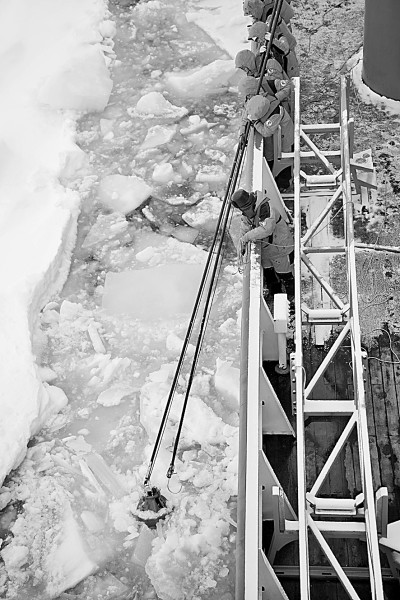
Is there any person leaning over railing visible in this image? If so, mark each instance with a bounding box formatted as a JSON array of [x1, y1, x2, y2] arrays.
[[248, 20, 290, 73], [231, 188, 295, 297], [244, 94, 294, 191], [243, 0, 294, 26]]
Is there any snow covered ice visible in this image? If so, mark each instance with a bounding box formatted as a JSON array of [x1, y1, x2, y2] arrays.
[[0, 0, 250, 598], [38, 45, 113, 113], [164, 60, 237, 99], [98, 173, 153, 213], [102, 263, 206, 319]]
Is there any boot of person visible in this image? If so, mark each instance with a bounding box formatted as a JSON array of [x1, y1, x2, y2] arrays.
[[279, 271, 295, 298], [275, 166, 293, 192], [263, 267, 283, 296]]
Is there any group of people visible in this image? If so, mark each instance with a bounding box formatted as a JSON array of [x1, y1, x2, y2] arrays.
[[231, 0, 296, 299], [236, 0, 298, 191]]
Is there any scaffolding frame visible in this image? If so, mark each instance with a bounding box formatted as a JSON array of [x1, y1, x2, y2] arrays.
[[235, 76, 389, 600]]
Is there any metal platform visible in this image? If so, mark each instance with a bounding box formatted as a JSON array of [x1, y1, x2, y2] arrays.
[[235, 76, 400, 600]]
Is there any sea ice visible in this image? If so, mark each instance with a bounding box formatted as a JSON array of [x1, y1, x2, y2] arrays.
[[166, 332, 188, 355], [132, 524, 156, 568], [134, 92, 188, 119], [38, 366, 58, 383], [38, 45, 113, 113], [100, 118, 114, 136], [182, 196, 223, 233], [140, 124, 177, 150], [102, 263, 205, 319], [180, 115, 215, 136], [81, 510, 105, 533], [170, 225, 199, 244], [0, 544, 29, 570], [59, 144, 90, 183], [214, 359, 239, 411], [152, 163, 180, 184], [96, 383, 134, 407], [195, 166, 227, 184], [164, 59, 237, 98], [81, 212, 130, 249], [43, 384, 69, 412], [99, 19, 117, 39], [98, 174, 153, 214], [45, 502, 98, 597]]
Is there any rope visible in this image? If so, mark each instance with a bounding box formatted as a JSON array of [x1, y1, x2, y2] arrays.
[[364, 328, 400, 365]]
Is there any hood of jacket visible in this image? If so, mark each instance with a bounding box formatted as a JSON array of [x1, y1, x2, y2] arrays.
[[235, 49, 257, 72], [246, 94, 271, 121]]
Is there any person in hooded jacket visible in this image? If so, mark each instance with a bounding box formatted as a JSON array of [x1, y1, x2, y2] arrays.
[[238, 75, 271, 101], [264, 15, 299, 78], [264, 57, 293, 114], [237, 76, 274, 148], [237, 82, 279, 150], [235, 49, 263, 78], [247, 20, 291, 71], [238, 74, 290, 105], [231, 188, 294, 296], [245, 94, 294, 190], [243, 0, 294, 26], [242, 30, 293, 114], [246, 94, 293, 157], [265, 14, 297, 51]]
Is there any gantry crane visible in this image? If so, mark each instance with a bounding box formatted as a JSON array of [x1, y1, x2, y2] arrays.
[[235, 75, 400, 600]]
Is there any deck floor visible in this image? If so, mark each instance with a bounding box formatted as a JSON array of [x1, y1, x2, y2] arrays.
[[263, 332, 400, 599]]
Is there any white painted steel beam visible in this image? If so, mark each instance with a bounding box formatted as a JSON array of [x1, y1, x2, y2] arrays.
[[293, 76, 311, 600], [340, 76, 384, 600], [304, 399, 355, 415]]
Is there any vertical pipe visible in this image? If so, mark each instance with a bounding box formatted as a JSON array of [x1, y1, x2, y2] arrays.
[[362, 0, 400, 100]]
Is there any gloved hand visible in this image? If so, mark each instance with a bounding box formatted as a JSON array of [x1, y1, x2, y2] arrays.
[[264, 31, 271, 42], [240, 233, 251, 245]]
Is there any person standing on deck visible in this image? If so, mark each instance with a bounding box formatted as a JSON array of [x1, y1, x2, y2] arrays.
[[265, 14, 299, 78], [245, 94, 294, 191], [231, 188, 295, 297], [247, 20, 292, 73], [235, 49, 263, 78], [243, 0, 294, 26], [237, 74, 291, 108]]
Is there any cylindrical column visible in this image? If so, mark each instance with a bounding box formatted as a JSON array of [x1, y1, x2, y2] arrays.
[[362, 0, 400, 100]]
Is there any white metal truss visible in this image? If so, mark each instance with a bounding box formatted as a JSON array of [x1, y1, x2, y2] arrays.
[[290, 75, 385, 600], [234, 76, 399, 599]]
